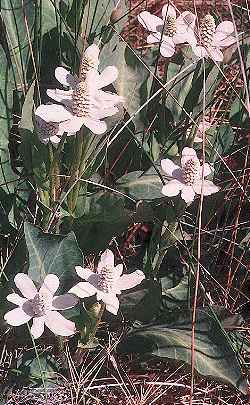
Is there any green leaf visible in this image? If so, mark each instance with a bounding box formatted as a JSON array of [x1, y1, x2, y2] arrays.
[[19, 83, 52, 189], [164, 59, 195, 123], [16, 351, 60, 387], [191, 64, 220, 118], [69, 191, 134, 254], [24, 222, 83, 289], [1, 0, 35, 77], [82, 0, 127, 41], [120, 279, 161, 322], [0, 44, 17, 194], [0, 187, 14, 231], [119, 308, 248, 394], [208, 123, 235, 164], [117, 170, 164, 200], [114, 46, 152, 132], [160, 275, 193, 321]]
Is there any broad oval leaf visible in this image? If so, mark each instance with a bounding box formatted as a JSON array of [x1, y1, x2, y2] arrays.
[[24, 222, 83, 291], [118, 171, 164, 200], [119, 308, 248, 394]]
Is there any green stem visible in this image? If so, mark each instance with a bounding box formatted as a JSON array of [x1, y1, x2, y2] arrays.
[[67, 131, 92, 215], [153, 221, 179, 275], [74, 302, 106, 366], [48, 143, 60, 205], [153, 201, 186, 275], [40, 143, 61, 232], [67, 133, 84, 214]]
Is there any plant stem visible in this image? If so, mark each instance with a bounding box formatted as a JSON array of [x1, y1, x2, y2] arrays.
[[48, 143, 60, 204], [74, 302, 106, 366], [153, 221, 179, 275], [153, 201, 186, 275], [67, 133, 84, 214], [67, 131, 92, 215]]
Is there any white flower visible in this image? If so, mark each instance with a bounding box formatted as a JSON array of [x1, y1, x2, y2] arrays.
[[191, 15, 237, 62], [193, 120, 212, 143], [35, 107, 73, 144], [161, 147, 219, 203], [4, 273, 78, 338], [35, 44, 124, 137], [138, 4, 196, 57], [69, 249, 145, 315]]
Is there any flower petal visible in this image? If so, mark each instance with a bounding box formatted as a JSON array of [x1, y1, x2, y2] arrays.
[[31, 317, 45, 339], [100, 249, 115, 268], [50, 135, 62, 144], [83, 44, 100, 67], [7, 293, 27, 306], [162, 180, 184, 197], [39, 274, 59, 297], [52, 294, 78, 310], [45, 311, 76, 336], [162, 4, 176, 19], [116, 270, 145, 291], [207, 47, 224, 62], [147, 33, 161, 44], [192, 45, 208, 59], [14, 273, 37, 299], [75, 266, 93, 280], [193, 180, 220, 195], [161, 158, 181, 178], [214, 34, 236, 48], [95, 89, 123, 104], [55, 67, 77, 87], [177, 11, 196, 31], [82, 117, 107, 134], [138, 11, 163, 32], [160, 38, 175, 57], [181, 147, 198, 168], [58, 116, 84, 133], [181, 185, 196, 203], [200, 163, 213, 177], [35, 104, 74, 123], [216, 21, 234, 35], [115, 264, 123, 278], [174, 31, 197, 45], [47, 88, 73, 104], [193, 135, 203, 143], [97, 292, 120, 315], [97, 106, 119, 119], [75, 266, 100, 288], [96, 66, 118, 89], [68, 282, 97, 298], [4, 308, 32, 326]]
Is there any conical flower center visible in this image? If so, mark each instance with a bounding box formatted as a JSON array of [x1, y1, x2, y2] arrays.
[[183, 159, 200, 185], [79, 56, 98, 81], [30, 293, 51, 317], [163, 15, 177, 37], [72, 81, 91, 117], [98, 266, 116, 293], [200, 14, 216, 47], [36, 119, 59, 139]]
